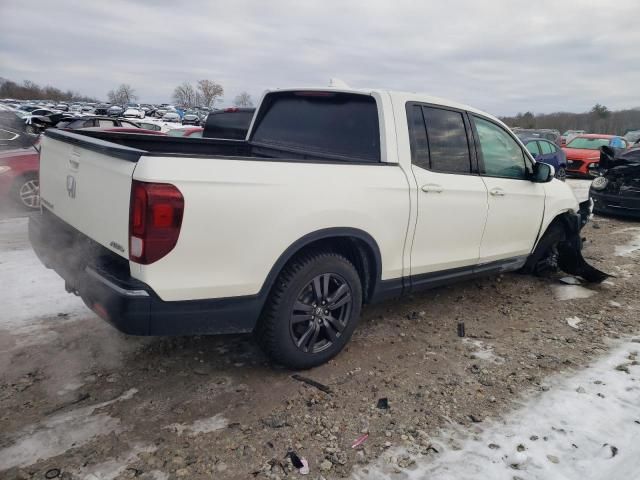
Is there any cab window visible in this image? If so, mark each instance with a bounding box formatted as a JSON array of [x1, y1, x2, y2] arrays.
[[473, 116, 527, 179]]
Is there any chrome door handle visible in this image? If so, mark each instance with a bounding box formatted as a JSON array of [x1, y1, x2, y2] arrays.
[[489, 188, 505, 197], [421, 184, 443, 193]]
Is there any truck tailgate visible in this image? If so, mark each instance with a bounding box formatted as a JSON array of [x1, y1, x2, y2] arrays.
[[39, 129, 145, 258]]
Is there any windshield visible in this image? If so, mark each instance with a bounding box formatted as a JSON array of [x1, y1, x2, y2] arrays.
[[566, 137, 611, 149]]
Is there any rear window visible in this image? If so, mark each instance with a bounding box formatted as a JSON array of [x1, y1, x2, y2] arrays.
[[204, 111, 254, 140], [251, 92, 380, 162]]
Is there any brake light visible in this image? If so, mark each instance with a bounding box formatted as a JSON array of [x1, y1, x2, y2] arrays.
[[224, 107, 239, 112], [129, 180, 184, 264]]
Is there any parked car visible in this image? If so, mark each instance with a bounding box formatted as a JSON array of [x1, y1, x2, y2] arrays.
[[55, 104, 69, 112], [0, 146, 40, 209], [30, 87, 605, 369], [590, 145, 640, 218], [521, 137, 568, 180], [560, 130, 586, 146], [79, 126, 167, 135], [623, 129, 640, 146], [107, 105, 124, 117], [94, 103, 111, 115], [563, 134, 629, 177], [123, 107, 146, 119], [135, 121, 162, 132], [81, 105, 94, 113], [515, 129, 561, 146], [161, 111, 181, 122], [55, 116, 148, 130], [203, 107, 255, 139], [167, 127, 203, 137], [181, 111, 200, 126]]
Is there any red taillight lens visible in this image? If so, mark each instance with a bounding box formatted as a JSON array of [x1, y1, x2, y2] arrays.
[[129, 180, 184, 264]]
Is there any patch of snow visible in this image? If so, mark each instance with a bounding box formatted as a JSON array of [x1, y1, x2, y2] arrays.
[[163, 413, 228, 436], [56, 381, 84, 396], [566, 316, 582, 329], [80, 443, 156, 480], [615, 229, 640, 256], [0, 217, 88, 345], [552, 285, 596, 301], [559, 276, 582, 285], [0, 388, 137, 470], [462, 339, 504, 364], [354, 341, 640, 480]]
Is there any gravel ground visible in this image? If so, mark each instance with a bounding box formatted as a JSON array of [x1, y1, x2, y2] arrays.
[[1, 184, 639, 480]]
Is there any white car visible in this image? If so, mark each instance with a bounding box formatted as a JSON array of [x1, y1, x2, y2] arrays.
[[30, 86, 604, 369], [123, 108, 145, 119], [161, 111, 180, 122]]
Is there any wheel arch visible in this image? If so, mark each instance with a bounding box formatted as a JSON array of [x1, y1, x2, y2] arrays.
[[258, 228, 382, 304]]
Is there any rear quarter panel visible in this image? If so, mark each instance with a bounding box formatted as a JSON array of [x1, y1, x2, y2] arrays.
[[131, 156, 411, 301]]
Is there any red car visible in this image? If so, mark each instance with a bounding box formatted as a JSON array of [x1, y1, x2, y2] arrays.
[[167, 127, 204, 137], [0, 146, 40, 209], [562, 134, 629, 177]]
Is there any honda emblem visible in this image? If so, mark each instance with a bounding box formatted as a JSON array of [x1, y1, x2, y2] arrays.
[[66, 175, 76, 199]]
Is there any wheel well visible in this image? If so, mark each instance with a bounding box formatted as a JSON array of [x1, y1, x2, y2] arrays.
[[263, 232, 381, 304], [11, 171, 38, 192]]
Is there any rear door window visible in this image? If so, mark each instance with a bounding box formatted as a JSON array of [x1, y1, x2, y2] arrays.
[[539, 140, 554, 154], [251, 92, 380, 162], [422, 106, 471, 174], [526, 141, 541, 155]]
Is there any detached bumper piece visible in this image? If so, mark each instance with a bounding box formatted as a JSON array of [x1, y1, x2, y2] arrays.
[[29, 210, 262, 336]]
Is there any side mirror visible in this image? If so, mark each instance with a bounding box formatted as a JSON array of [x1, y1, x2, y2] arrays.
[[532, 162, 554, 183]]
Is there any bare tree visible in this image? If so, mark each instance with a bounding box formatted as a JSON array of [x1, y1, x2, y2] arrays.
[[233, 92, 254, 107], [107, 84, 137, 104], [197, 79, 224, 109], [0, 77, 97, 102], [172, 82, 199, 108]]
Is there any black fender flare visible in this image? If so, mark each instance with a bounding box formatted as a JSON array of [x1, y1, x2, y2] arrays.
[[257, 227, 383, 301]]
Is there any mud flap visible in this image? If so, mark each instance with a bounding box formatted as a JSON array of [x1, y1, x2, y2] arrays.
[[557, 233, 610, 283]]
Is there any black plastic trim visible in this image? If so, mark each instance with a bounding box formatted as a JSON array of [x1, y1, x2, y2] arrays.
[[409, 256, 529, 292], [44, 128, 146, 162]]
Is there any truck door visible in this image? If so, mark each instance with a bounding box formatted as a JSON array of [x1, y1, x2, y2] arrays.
[[407, 104, 489, 277], [470, 115, 545, 263]]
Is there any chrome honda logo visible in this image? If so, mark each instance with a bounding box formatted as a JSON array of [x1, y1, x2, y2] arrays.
[[66, 175, 76, 199]]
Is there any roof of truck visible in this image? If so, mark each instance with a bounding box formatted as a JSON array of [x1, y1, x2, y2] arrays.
[[266, 86, 500, 125]]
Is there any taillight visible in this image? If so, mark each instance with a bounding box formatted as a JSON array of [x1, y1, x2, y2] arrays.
[[129, 180, 184, 264]]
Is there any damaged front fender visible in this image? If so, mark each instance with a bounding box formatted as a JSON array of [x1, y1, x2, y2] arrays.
[[524, 213, 609, 283]]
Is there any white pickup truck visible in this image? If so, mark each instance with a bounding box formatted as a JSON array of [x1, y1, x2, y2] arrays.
[[30, 87, 604, 369]]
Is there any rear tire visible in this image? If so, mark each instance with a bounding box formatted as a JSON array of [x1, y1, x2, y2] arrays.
[[555, 167, 567, 181], [257, 251, 362, 369]]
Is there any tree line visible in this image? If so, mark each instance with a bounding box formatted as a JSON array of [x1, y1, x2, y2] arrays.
[[0, 77, 96, 102], [500, 104, 640, 135], [1, 77, 255, 109]]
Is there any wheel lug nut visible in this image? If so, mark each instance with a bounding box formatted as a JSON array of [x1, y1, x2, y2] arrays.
[[324, 309, 328, 314]]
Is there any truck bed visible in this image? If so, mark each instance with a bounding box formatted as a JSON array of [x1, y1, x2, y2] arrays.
[[47, 128, 250, 158]]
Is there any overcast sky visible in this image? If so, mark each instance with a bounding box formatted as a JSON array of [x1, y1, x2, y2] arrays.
[[1, 0, 638, 115]]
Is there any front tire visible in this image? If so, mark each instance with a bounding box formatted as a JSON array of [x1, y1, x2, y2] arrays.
[[555, 167, 567, 181], [257, 251, 362, 369], [12, 173, 40, 210]]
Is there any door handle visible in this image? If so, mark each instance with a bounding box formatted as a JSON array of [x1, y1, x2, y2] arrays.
[[421, 184, 443, 193], [489, 188, 505, 197]]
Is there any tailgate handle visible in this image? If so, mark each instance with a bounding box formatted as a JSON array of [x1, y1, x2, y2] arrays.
[[68, 159, 80, 171]]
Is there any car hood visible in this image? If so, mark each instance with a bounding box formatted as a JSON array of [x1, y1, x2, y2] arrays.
[[562, 148, 601, 160]]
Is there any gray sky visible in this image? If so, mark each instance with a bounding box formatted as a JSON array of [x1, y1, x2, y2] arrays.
[[1, 0, 638, 115]]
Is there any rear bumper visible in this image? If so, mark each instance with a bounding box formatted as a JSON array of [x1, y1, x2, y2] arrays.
[[29, 211, 262, 336], [591, 189, 640, 218]]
